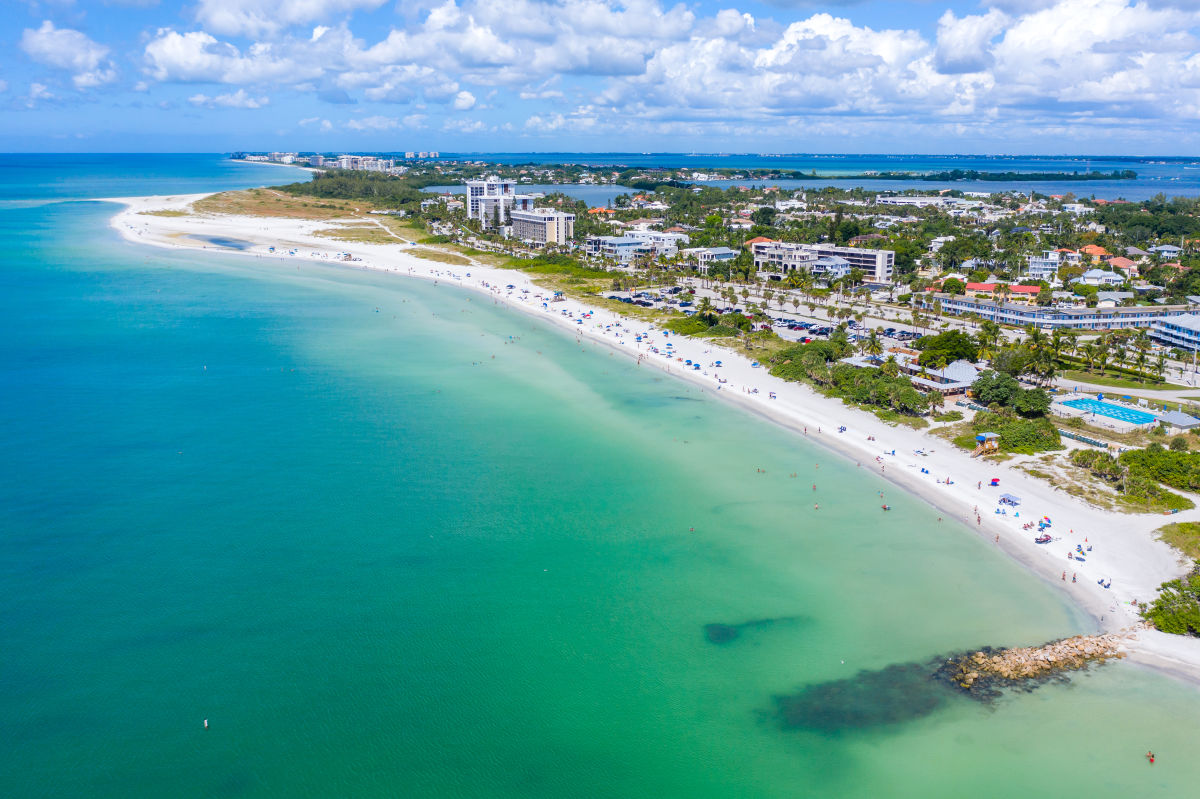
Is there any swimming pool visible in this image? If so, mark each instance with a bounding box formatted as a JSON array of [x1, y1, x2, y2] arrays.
[[1061, 398, 1158, 425]]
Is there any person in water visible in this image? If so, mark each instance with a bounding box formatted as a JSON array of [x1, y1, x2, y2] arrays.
[[1146, 751, 1155, 764]]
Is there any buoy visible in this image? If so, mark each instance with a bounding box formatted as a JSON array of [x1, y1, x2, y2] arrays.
[[204, 719, 208, 729]]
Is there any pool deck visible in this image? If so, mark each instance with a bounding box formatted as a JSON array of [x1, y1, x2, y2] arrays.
[[1052, 393, 1159, 432]]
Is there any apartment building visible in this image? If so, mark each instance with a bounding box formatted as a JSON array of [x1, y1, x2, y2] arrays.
[[509, 208, 576, 246], [918, 292, 1189, 331], [751, 240, 894, 283], [465, 176, 536, 228]]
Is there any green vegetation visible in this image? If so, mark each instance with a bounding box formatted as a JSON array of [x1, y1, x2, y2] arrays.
[[1059, 369, 1185, 391], [971, 370, 1052, 417], [953, 410, 1063, 455], [139, 208, 190, 217], [914, 329, 977, 366], [769, 339, 937, 417], [1120, 443, 1200, 493], [1068, 448, 1195, 511], [312, 225, 399, 244], [194, 189, 365, 220], [1158, 522, 1200, 560], [408, 248, 471, 266], [276, 169, 425, 210], [1142, 563, 1200, 636], [933, 410, 964, 422]]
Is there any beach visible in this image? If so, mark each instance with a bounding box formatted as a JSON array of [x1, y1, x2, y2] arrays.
[[106, 190, 1200, 681]]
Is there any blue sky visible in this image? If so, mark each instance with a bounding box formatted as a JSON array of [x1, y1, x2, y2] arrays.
[[4, 0, 1200, 153]]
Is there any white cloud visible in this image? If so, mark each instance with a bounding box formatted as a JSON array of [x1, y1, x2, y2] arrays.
[[188, 88, 270, 107], [346, 115, 399, 130], [27, 82, 55, 107], [935, 9, 1009, 74], [143, 28, 315, 84], [195, 0, 388, 37], [402, 112, 428, 127], [20, 21, 118, 89], [300, 116, 335, 130], [119, 0, 1200, 144]]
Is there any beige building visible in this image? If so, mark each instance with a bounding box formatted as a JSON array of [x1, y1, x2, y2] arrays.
[[509, 208, 576, 245]]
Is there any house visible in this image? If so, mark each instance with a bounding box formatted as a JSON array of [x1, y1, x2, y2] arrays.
[[1095, 291, 1134, 308], [1126, 246, 1152, 258], [1074, 269, 1125, 287], [1152, 244, 1182, 259], [1080, 244, 1111, 260], [682, 246, 738, 273], [1103, 256, 1138, 277], [839, 353, 981, 395], [849, 233, 886, 245]]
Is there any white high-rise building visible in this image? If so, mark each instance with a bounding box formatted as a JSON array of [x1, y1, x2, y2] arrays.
[[464, 176, 536, 228]]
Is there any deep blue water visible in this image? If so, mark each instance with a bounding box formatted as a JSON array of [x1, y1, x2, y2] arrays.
[[433, 153, 1200, 200]]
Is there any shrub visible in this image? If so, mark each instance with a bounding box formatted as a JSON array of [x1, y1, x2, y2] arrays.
[[665, 316, 710, 336], [1142, 565, 1200, 637], [1171, 435, 1190, 452], [934, 410, 964, 422]]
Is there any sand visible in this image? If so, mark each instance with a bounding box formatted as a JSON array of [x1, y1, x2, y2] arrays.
[[104, 191, 1200, 680]]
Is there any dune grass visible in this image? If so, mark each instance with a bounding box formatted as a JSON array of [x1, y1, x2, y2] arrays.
[[194, 189, 367, 220]]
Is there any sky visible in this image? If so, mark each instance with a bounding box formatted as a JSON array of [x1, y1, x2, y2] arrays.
[[3, 0, 1200, 154]]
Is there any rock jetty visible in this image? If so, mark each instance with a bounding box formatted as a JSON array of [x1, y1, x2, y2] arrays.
[[934, 632, 1133, 700]]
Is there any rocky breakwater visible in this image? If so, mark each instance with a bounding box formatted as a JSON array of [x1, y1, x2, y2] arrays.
[[935, 631, 1134, 700]]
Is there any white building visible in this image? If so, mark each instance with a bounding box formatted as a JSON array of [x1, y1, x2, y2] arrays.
[[586, 235, 654, 264], [509, 208, 576, 246], [751, 240, 894, 283], [681, 246, 738, 273], [625, 230, 689, 256], [465, 176, 536, 228], [1152, 313, 1200, 350], [876, 195, 950, 208], [1026, 249, 1079, 282], [1074, 269, 1125, 287]]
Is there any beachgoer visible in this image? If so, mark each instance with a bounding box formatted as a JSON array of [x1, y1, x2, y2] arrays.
[[814, 503, 819, 510], [1072, 573, 1077, 583], [1147, 752, 1155, 764]]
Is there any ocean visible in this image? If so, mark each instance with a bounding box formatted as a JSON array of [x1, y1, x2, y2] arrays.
[[433, 152, 1200, 201], [2, 154, 1200, 798]]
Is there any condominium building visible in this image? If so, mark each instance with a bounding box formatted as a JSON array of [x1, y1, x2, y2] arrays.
[[751, 240, 893, 282], [585, 235, 654, 263], [918, 292, 1189, 331], [1152, 314, 1200, 350], [465, 176, 536, 228], [509, 208, 576, 246], [875, 195, 950, 208]]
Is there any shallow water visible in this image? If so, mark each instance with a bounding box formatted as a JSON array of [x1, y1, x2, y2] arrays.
[[2, 157, 1199, 798]]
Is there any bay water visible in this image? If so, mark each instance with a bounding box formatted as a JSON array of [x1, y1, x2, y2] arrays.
[[2, 156, 1200, 798]]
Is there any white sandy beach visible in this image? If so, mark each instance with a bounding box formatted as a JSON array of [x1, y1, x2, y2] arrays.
[[105, 191, 1200, 681]]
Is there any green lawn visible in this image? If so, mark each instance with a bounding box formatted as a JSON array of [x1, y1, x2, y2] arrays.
[[1059, 369, 1186, 391], [1157, 522, 1200, 560]]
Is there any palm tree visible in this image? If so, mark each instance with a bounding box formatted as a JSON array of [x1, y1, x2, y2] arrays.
[[696, 295, 715, 325], [1154, 353, 1167, 383], [1135, 348, 1148, 381], [865, 328, 883, 358], [1081, 342, 1100, 371]]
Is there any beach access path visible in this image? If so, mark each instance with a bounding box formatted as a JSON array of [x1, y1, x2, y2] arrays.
[[104, 191, 1200, 683]]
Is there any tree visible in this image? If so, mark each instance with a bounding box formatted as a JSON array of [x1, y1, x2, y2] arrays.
[[865, 328, 884, 358], [943, 278, 966, 295], [751, 206, 777, 227]]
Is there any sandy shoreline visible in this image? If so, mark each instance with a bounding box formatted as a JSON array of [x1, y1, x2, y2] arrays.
[[103, 190, 1200, 682]]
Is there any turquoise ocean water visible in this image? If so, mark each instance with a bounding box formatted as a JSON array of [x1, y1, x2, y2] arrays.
[[3, 156, 1200, 798]]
